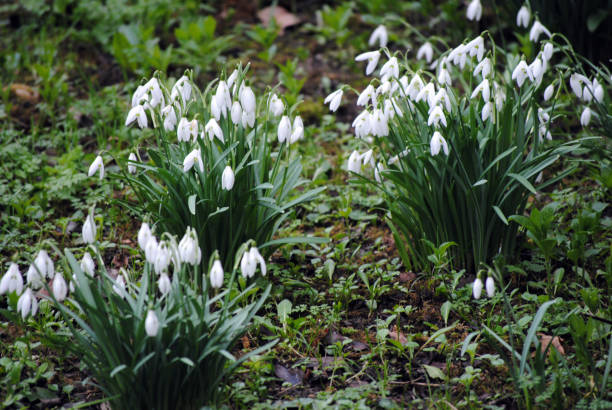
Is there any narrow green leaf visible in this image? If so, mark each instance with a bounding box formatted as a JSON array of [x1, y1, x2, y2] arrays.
[[493, 206, 508, 225], [188, 194, 196, 215], [508, 172, 537, 194]]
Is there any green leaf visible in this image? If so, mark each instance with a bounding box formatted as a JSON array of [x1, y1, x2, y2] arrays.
[[188, 194, 196, 215], [493, 206, 508, 225], [508, 172, 537, 195], [423, 364, 445, 380], [440, 301, 452, 325], [110, 364, 127, 378], [472, 179, 487, 187], [277, 299, 292, 324]]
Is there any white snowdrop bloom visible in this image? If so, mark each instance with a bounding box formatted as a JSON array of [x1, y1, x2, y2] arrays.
[[511, 60, 533, 87], [430, 131, 449, 156], [145, 310, 159, 337], [416, 82, 436, 107], [178, 227, 202, 266], [347, 151, 362, 174], [227, 69, 238, 89], [580, 107, 592, 127], [205, 118, 224, 143], [357, 84, 376, 106], [353, 110, 372, 139], [544, 84, 555, 101], [215, 81, 232, 114], [52, 273, 68, 302], [582, 81, 596, 103], [154, 240, 171, 274], [361, 149, 374, 168], [374, 162, 384, 183], [355, 50, 381, 75], [538, 124, 552, 142], [240, 248, 256, 278], [239, 86, 256, 116], [178, 118, 198, 142], [210, 95, 222, 121], [131, 85, 148, 107], [221, 165, 235, 190], [289, 116, 304, 144], [161, 104, 178, 131], [125, 105, 148, 129], [112, 274, 126, 298], [268, 93, 284, 116], [529, 57, 544, 85], [407, 75, 425, 100], [249, 247, 266, 276], [383, 99, 395, 119], [482, 101, 493, 122], [431, 88, 452, 113], [17, 288, 38, 320], [569, 73, 588, 99], [325, 89, 343, 112], [183, 149, 204, 173], [380, 57, 400, 81], [138, 223, 152, 251], [0, 263, 23, 295], [417, 42, 434, 63], [438, 65, 452, 87], [543, 43, 554, 61], [209, 259, 224, 289], [26, 265, 44, 290], [467, 36, 485, 62], [472, 278, 483, 299], [473, 57, 492, 78], [466, 0, 482, 21], [471, 79, 490, 102], [80, 252, 95, 277], [535, 171, 544, 184], [593, 79, 604, 103], [88, 155, 105, 180], [231, 101, 242, 125], [35, 250, 54, 280], [171, 75, 192, 104], [538, 108, 550, 124], [127, 152, 137, 174], [144, 78, 164, 108], [278, 116, 292, 143], [377, 81, 391, 97], [371, 108, 389, 137], [494, 82, 506, 111], [241, 110, 255, 128], [516, 5, 530, 27], [427, 105, 447, 128], [529, 20, 551, 42], [485, 277, 495, 297], [158, 273, 171, 294], [388, 148, 411, 165], [368, 25, 388, 48], [82, 213, 96, 244]]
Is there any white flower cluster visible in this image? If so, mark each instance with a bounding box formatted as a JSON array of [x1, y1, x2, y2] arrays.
[[473, 276, 495, 299]]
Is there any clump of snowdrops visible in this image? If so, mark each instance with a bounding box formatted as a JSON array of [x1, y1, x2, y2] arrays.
[[325, 13, 587, 273], [89, 64, 324, 270], [1, 211, 272, 409]]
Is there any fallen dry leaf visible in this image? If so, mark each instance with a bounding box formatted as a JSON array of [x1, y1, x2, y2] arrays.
[[257, 6, 300, 34], [8, 83, 40, 104], [241, 335, 250, 349], [388, 325, 408, 345], [274, 362, 304, 385], [536, 333, 565, 356]]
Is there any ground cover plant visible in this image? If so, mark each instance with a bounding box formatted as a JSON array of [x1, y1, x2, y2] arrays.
[[1, 0, 611, 408]]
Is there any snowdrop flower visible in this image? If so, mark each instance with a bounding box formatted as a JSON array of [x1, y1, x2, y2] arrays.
[[138, 223, 153, 251], [324, 89, 343, 112], [239, 86, 256, 115], [407, 75, 425, 100], [494, 83, 506, 111], [127, 152, 137, 174], [581, 107, 592, 127], [179, 227, 201, 266], [222, 165, 235, 190], [131, 85, 148, 107], [210, 259, 224, 289], [357, 85, 376, 106], [361, 149, 374, 168], [466, 0, 482, 21], [473, 57, 492, 78], [353, 110, 372, 139], [371, 109, 389, 137], [17, 288, 38, 320], [241, 109, 255, 128], [511, 60, 533, 87], [430, 131, 449, 156], [368, 25, 388, 48], [205, 118, 224, 143], [347, 151, 362, 173], [230, 101, 242, 125], [593, 79, 604, 103], [374, 162, 384, 183], [438, 65, 452, 87], [472, 277, 483, 299], [268, 94, 284, 117], [516, 5, 530, 27], [211, 95, 222, 121], [355, 50, 381, 75], [26, 265, 44, 290], [529, 57, 544, 85], [154, 240, 171, 274], [417, 42, 434, 63], [485, 277, 495, 297], [471, 79, 490, 102], [482, 101, 493, 122], [449, 43, 468, 69], [112, 274, 126, 298], [427, 106, 447, 128], [416, 82, 436, 106], [240, 245, 266, 278], [82, 212, 96, 244], [227, 69, 238, 89], [467, 36, 485, 62], [171, 75, 192, 104], [544, 84, 555, 101], [145, 310, 159, 337], [80, 252, 95, 277], [431, 89, 452, 113], [249, 247, 266, 276], [278, 116, 292, 143], [539, 124, 552, 142], [215, 81, 232, 114], [0, 263, 23, 295], [162, 105, 177, 131], [144, 78, 164, 108], [543, 43, 554, 61], [380, 57, 400, 81], [52, 273, 68, 302], [570, 73, 588, 99], [88, 155, 105, 180], [177, 118, 198, 142], [158, 273, 171, 294], [529, 20, 551, 42], [289, 123, 303, 144], [125, 105, 148, 129], [31, 250, 54, 282], [183, 149, 203, 173]]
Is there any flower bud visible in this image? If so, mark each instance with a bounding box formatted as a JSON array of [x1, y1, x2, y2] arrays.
[[210, 259, 224, 288], [145, 310, 160, 337]]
